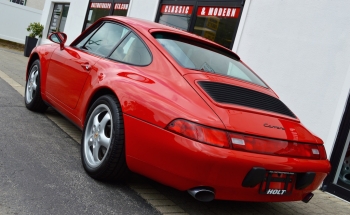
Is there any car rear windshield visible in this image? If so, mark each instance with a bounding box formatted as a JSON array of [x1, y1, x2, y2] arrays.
[[153, 33, 267, 88]]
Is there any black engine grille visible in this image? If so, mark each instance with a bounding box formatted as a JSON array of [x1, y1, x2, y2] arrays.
[[198, 81, 296, 118]]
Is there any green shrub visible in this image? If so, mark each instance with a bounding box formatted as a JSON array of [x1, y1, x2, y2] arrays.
[[27, 22, 44, 38]]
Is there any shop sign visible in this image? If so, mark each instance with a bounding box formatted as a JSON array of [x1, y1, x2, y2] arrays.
[[114, 3, 129, 10], [161, 5, 193, 15], [197, 6, 240, 18], [90, 2, 111, 9]]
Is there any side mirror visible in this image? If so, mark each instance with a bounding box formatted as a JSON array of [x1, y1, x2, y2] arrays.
[[48, 32, 67, 50]]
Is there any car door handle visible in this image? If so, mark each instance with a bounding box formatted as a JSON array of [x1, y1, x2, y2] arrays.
[[81, 63, 91, 71]]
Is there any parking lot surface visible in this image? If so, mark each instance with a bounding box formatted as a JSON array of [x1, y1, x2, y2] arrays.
[[1, 47, 350, 214]]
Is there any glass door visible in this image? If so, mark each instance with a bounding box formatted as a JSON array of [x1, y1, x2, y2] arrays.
[[47, 3, 70, 37], [323, 95, 350, 202], [335, 141, 350, 188]]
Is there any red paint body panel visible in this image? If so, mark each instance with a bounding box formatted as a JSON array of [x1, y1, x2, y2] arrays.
[[183, 73, 320, 143], [46, 47, 100, 109], [124, 114, 330, 201], [26, 16, 331, 202]]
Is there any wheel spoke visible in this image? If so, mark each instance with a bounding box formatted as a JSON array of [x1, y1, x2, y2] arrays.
[[99, 133, 111, 149], [93, 143, 100, 161], [27, 87, 32, 98], [100, 112, 111, 130], [87, 134, 94, 147], [32, 81, 37, 91], [93, 113, 100, 128], [30, 69, 36, 80]]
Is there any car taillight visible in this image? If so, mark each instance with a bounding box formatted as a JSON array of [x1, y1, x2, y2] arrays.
[[166, 119, 230, 148], [166, 119, 327, 160], [229, 133, 327, 160]]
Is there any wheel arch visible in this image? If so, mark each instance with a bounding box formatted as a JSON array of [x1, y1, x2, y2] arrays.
[[26, 52, 40, 79], [83, 87, 122, 125]]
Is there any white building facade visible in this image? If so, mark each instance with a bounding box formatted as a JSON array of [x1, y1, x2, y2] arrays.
[[39, 0, 350, 201]]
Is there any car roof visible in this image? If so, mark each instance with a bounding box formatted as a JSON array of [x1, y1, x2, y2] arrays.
[[104, 16, 175, 31]]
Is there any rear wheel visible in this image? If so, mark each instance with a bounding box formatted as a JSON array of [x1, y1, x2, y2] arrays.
[[81, 95, 129, 181], [24, 59, 48, 112]]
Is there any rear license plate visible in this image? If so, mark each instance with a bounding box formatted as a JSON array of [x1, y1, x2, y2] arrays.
[[259, 171, 294, 195]]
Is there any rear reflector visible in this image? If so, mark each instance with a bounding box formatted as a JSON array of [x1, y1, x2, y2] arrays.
[[166, 119, 327, 159], [229, 133, 327, 160]]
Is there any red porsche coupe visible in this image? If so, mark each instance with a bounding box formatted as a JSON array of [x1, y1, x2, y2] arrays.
[[25, 16, 330, 203]]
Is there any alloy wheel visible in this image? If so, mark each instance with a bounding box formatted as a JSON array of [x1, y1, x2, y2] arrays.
[[83, 104, 113, 168], [25, 65, 39, 104]]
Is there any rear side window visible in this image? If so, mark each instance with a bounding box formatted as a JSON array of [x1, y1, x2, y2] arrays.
[[109, 32, 152, 66], [154, 33, 267, 87]]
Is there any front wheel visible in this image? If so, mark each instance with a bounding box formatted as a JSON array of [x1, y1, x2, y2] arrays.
[[81, 95, 129, 181], [24, 59, 47, 112]]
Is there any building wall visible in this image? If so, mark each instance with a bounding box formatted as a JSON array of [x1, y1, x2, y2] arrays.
[[40, 0, 89, 45], [127, 0, 160, 21], [0, 0, 42, 44], [26, 0, 45, 10], [234, 0, 350, 156], [40, 0, 159, 45]]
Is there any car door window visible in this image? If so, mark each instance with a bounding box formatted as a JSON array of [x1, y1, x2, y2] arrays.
[[110, 32, 152, 66], [78, 22, 129, 57]]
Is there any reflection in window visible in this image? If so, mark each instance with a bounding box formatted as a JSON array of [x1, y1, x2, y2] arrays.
[[47, 3, 70, 37]]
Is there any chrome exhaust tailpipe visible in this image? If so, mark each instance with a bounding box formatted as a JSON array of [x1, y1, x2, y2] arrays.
[[302, 192, 314, 203], [188, 187, 215, 202]]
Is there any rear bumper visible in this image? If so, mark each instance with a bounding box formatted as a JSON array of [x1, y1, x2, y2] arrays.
[[124, 115, 331, 202]]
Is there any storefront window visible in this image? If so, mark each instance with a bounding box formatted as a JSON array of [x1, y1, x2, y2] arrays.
[[335, 141, 350, 190], [47, 3, 70, 37], [85, 2, 112, 30], [193, 6, 240, 49], [113, 2, 129, 16], [84, 1, 130, 30], [156, 1, 243, 49], [10, 0, 26, 5], [158, 4, 193, 31]]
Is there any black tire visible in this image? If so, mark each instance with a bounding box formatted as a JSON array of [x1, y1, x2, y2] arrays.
[[81, 95, 129, 181], [24, 59, 48, 112]]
